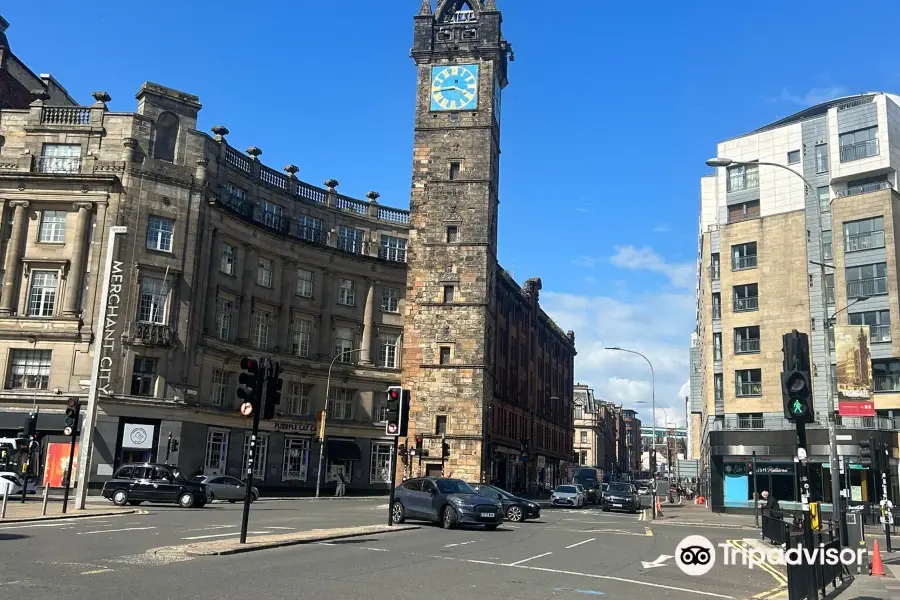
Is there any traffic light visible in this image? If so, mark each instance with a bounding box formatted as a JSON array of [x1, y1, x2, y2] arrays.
[[23, 413, 37, 437], [64, 399, 80, 437], [415, 434, 424, 452], [237, 358, 261, 418], [442, 440, 450, 459], [781, 330, 814, 423], [171, 439, 179, 452], [263, 362, 283, 420], [385, 386, 410, 437], [859, 437, 878, 469]]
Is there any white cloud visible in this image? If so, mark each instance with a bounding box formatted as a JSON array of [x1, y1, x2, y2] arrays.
[[572, 255, 602, 268], [652, 223, 672, 233], [609, 245, 695, 289], [780, 85, 847, 107]]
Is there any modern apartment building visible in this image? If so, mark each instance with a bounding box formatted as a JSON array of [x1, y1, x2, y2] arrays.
[[693, 92, 900, 511]]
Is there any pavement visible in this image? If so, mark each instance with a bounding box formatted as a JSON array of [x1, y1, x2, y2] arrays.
[[1, 496, 788, 600], [0, 499, 136, 522]]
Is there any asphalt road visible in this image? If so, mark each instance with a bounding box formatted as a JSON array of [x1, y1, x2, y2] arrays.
[[1, 498, 786, 600]]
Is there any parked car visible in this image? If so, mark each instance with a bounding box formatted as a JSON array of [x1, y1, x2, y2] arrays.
[[391, 477, 503, 530], [101, 463, 210, 508], [551, 484, 585, 508], [192, 474, 259, 503], [602, 482, 640, 513], [470, 483, 541, 522]]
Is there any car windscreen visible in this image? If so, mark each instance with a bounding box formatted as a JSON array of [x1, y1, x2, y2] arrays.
[[574, 477, 597, 487], [556, 485, 577, 493], [436, 479, 476, 494], [608, 484, 633, 493]]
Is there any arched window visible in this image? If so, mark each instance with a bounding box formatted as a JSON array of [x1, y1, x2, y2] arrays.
[[154, 112, 179, 162]]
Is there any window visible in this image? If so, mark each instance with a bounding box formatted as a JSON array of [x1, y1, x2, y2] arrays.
[[297, 215, 323, 243], [710, 253, 720, 280], [215, 297, 234, 341], [449, 161, 461, 180], [38, 211, 66, 243], [138, 277, 168, 324], [154, 112, 179, 162], [242, 433, 269, 480], [824, 274, 835, 305], [370, 443, 393, 484], [211, 370, 229, 407], [846, 175, 889, 197], [6, 350, 51, 390], [435, 415, 447, 435], [734, 326, 761, 354], [846, 263, 887, 298], [379, 236, 407, 262], [787, 150, 800, 164], [257, 257, 274, 288], [334, 326, 354, 362], [283, 437, 310, 481], [131, 357, 157, 396], [822, 230, 832, 260], [849, 310, 892, 343], [712, 292, 721, 319], [338, 226, 364, 254], [287, 383, 312, 416], [378, 333, 399, 368], [328, 387, 353, 420], [224, 183, 248, 212], [714, 374, 723, 402], [726, 163, 759, 192], [252, 308, 272, 349], [204, 430, 228, 474], [28, 271, 58, 317], [733, 283, 759, 312], [574, 405, 583, 420], [735, 369, 762, 397], [338, 279, 356, 306], [580, 431, 588, 444], [374, 398, 388, 423], [727, 200, 760, 224], [839, 126, 879, 163], [291, 317, 312, 358], [843, 216, 885, 252], [259, 200, 284, 230], [439, 346, 451, 365], [221, 243, 236, 275], [39, 144, 81, 174], [713, 333, 722, 361], [446, 226, 459, 243], [146, 216, 174, 252], [815, 144, 828, 173], [296, 269, 313, 298], [382, 287, 400, 313], [731, 242, 757, 271], [443, 286, 455, 303], [817, 186, 830, 213]]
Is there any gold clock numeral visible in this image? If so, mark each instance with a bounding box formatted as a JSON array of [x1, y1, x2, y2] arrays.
[[451, 66, 459, 76], [439, 98, 450, 109], [449, 100, 458, 109]]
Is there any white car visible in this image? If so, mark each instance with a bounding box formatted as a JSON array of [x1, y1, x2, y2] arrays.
[[551, 484, 585, 508], [0, 472, 36, 496]]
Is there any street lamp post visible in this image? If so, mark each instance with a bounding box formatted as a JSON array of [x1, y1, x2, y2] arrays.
[[315, 348, 366, 499], [707, 157, 844, 545]]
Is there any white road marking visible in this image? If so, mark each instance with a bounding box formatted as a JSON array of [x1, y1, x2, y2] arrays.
[[182, 525, 236, 532], [264, 526, 295, 530], [77, 526, 157, 535], [444, 539, 480, 548], [506, 552, 552, 566], [565, 538, 596, 549], [180, 531, 266, 540], [465, 559, 498, 565], [0, 521, 78, 530], [80, 569, 113, 575], [361, 547, 388, 552], [314, 542, 337, 546]]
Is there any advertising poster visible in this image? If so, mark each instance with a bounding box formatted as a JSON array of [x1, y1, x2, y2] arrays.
[[44, 442, 79, 488], [835, 324, 875, 417]]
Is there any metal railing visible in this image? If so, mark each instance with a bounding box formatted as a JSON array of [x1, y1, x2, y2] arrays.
[[836, 180, 892, 198], [733, 296, 758, 312], [35, 156, 81, 174], [732, 255, 757, 270], [728, 211, 761, 224], [727, 169, 760, 192], [736, 382, 762, 397], [737, 415, 765, 429], [785, 528, 849, 600], [844, 230, 885, 252], [846, 277, 887, 298], [839, 138, 879, 163], [761, 513, 791, 545], [735, 338, 760, 354], [870, 324, 891, 342], [874, 374, 900, 393]]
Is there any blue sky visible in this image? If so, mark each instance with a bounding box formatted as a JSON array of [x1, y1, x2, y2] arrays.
[[6, 0, 900, 427]]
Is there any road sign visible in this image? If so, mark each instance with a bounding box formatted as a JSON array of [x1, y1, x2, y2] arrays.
[[240, 402, 253, 417]]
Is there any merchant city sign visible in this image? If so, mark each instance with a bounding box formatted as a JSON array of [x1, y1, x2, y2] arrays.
[[98, 260, 124, 395]]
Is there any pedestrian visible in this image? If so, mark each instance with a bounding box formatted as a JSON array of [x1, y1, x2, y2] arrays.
[[335, 471, 346, 497], [761, 490, 780, 516]]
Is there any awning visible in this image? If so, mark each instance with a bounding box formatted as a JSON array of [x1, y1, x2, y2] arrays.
[[327, 440, 361, 461]]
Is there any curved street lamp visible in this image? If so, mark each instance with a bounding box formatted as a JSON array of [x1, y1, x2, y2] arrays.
[[605, 347, 656, 475]]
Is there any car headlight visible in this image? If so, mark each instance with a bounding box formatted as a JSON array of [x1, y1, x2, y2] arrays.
[[449, 497, 472, 508]]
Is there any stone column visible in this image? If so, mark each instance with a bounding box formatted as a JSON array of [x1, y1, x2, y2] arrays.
[[237, 244, 257, 343], [0, 200, 29, 315], [277, 260, 296, 352], [317, 269, 334, 358], [63, 202, 94, 317], [360, 278, 377, 365], [204, 229, 220, 335]]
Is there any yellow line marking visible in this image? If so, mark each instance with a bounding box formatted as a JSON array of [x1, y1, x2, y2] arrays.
[[645, 527, 653, 536], [726, 540, 787, 587]]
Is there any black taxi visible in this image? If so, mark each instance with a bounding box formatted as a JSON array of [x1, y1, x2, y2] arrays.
[[101, 463, 210, 508]]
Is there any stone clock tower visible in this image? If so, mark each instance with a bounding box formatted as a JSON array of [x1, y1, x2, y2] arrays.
[[401, 0, 512, 483]]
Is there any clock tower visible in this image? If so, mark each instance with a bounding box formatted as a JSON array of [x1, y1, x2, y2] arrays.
[[401, 0, 512, 483]]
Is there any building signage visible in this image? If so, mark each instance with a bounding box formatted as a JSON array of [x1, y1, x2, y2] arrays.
[[273, 422, 316, 433], [835, 325, 875, 416], [123, 423, 154, 449], [98, 261, 124, 395], [838, 400, 875, 417]]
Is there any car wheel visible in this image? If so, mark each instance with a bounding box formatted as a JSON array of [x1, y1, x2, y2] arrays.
[[112, 490, 128, 506], [602, 506, 610, 512], [484, 523, 499, 531], [442, 505, 458, 529], [229, 500, 237, 504], [178, 492, 195, 508], [506, 505, 524, 522], [208, 491, 216, 502], [392, 501, 406, 524], [250, 491, 258, 502]]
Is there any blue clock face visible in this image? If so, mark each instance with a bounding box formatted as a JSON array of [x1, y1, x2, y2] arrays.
[[431, 64, 479, 111]]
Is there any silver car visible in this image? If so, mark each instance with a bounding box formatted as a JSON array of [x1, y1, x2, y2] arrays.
[[192, 475, 259, 503]]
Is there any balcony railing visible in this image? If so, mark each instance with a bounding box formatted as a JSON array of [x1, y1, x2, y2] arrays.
[[728, 211, 761, 224], [298, 225, 327, 246], [733, 296, 758, 312], [844, 230, 885, 252], [41, 106, 91, 125], [737, 416, 765, 429], [733, 255, 757, 270], [35, 156, 82, 174], [874, 374, 900, 393], [736, 382, 762, 397], [847, 277, 887, 298], [735, 338, 760, 354], [378, 246, 407, 263], [840, 139, 879, 163], [132, 323, 175, 348], [727, 169, 759, 192], [836, 180, 892, 198], [338, 236, 364, 254], [870, 324, 892, 343], [711, 414, 900, 431]]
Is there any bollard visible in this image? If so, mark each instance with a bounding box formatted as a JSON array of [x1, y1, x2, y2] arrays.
[[41, 484, 50, 516], [1, 485, 8, 519]]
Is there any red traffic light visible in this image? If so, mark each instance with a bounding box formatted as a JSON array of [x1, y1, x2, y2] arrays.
[[241, 357, 259, 372], [416, 435, 423, 442], [66, 398, 78, 408], [389, 389, 400, 400]]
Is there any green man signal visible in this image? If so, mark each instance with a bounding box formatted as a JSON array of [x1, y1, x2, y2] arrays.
[[781, 330, 814, 423]]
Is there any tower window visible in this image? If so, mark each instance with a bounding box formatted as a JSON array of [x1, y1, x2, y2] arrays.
[[154, 112, 179, 162], [443, 286, 455, 303], [435, 415, 447, 435], [439, 347, 451, 365], [446, 226, 458, 243], [449, 161, 461, 180]]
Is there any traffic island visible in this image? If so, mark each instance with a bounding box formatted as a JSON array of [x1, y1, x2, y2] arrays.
[[151, 524, 421, 557]]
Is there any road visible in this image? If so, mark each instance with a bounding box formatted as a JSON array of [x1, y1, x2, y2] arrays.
[[1, 498, 785, 599]]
